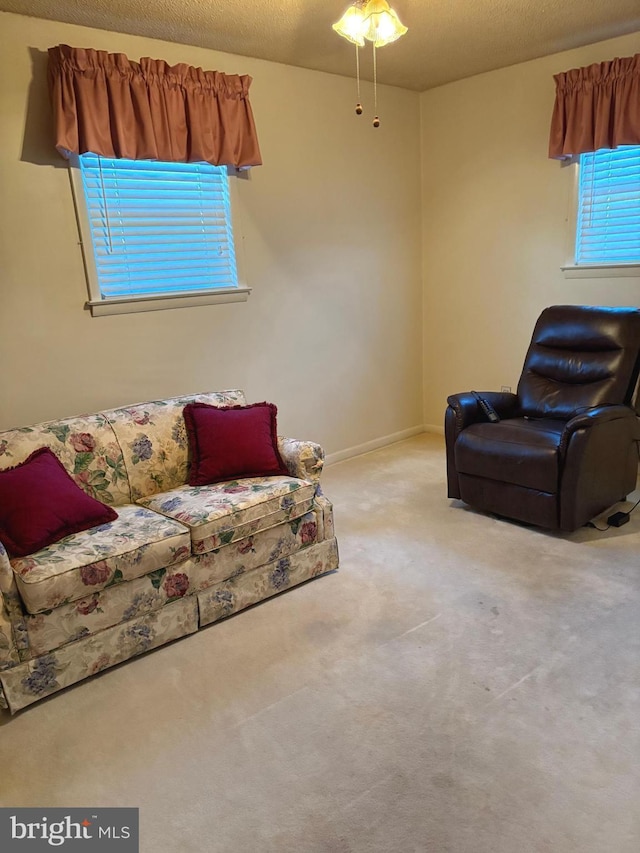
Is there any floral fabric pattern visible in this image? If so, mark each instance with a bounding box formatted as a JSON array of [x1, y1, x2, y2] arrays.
[[0, 597, 198, 713], [0, 544, 29, 658], [189, 509, 320, 591], [104, 391, 246, 501], [0, 389, 338, 713], [138, 476, 316, 555], [5, 588, 29, 658], [24, 562, 196, 657], [0, 413, 130, 506], [0, 542, 15, 599], [0, 603, 19, 670], [198, 537, 338, 627], [23, 511, 320, 657], [278, 437, 325, 485], [12, 505, 190, 614], [314, 494, 335, 542]]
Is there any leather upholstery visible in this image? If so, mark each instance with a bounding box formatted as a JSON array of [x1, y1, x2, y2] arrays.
[[455, 418, 564, 493], [518, 305, 640, 419], [445, 305, 640, 531]]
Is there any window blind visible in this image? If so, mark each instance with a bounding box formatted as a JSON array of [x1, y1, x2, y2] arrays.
[[79, 155, 239, 298], [576, 146, 640, 266]]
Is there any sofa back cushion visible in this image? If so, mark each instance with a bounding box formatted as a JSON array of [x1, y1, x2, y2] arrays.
[[104, 390, 246, 501], [0, 413, 131, 506]]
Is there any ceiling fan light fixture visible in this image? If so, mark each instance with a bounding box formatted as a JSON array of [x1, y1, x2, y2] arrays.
[[332, 1, 367, 47], [332, 0, 408, 126], [361, 0, 408, 47]]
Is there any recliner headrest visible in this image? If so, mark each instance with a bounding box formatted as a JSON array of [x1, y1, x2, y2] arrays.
[[517, 305, 640, 419]]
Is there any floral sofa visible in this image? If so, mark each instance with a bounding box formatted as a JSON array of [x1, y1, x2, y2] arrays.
[[0, 390, 338, 713]]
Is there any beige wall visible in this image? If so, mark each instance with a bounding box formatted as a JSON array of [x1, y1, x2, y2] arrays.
[[5, 13, 637, 449], [0, 12, 423, 454], [420, 31, 640, 429]]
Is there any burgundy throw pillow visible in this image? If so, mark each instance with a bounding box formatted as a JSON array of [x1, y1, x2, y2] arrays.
[[184, 402, 290, 486], [0, 447, 118, 558]]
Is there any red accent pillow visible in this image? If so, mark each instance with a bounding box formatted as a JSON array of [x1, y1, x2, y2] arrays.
[[0, 447, 118, 558], [184, 402, 290, 486]]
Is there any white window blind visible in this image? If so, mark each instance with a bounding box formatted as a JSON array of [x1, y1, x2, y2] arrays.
[[576, 146, 640, 266], [78, 155, 239, 299]]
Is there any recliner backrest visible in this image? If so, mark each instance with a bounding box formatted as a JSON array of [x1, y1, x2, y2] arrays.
[[517, 305, 640, 420]]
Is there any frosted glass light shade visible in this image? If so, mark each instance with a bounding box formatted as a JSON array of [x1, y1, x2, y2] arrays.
[[332, 4, 366, 47], [361, 0, 408, 47]]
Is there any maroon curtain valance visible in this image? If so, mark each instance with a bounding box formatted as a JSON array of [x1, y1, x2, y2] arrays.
[[47, 44, 262, 168], [549, 53, 640, 160]]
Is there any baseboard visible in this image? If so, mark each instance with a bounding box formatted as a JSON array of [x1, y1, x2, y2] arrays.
[[424, 423, 445, 436], [325, 425, 426, 466]]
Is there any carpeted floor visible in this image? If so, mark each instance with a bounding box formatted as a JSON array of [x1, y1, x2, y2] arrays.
[[1, 434, 639, 852]]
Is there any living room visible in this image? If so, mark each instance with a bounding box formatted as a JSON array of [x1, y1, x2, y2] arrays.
[[0, 2, 639, 851]]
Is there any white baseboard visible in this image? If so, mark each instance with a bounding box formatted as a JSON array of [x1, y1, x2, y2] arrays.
[[325, 425, 426, 466], [424, 423, 445, 436]]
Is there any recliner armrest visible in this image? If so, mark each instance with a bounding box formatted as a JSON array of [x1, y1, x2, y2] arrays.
[[560, 405, 640, 454], [445, 391, 520, 499], [446, 391, 520, 431]]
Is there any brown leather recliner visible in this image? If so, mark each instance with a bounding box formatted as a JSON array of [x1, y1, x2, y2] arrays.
[[445, 305, 640, 531]]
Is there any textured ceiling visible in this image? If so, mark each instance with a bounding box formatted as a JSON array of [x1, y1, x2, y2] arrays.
[[1, 0, 639, 90]]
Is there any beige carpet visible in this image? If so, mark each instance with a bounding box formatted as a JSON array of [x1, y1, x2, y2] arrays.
[[1, 434, 639, 852]]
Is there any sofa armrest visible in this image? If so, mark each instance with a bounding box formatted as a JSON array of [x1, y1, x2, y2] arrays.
[[0, 541, 15, 599], [278, 437, 324, 484], [0, 543, 20, 670], [0, 602, 20, 671]]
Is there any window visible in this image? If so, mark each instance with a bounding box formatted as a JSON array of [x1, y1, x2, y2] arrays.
[[572, 145, 640, 271], [71, 155, 249, 316]]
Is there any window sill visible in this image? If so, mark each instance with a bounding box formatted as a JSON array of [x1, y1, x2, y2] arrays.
[[562, 264, 640, 279], [86, 287, 251, 317]]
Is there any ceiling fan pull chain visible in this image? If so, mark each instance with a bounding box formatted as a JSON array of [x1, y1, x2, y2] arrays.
[[355, 43, 363, 114], [373, 43, 380, 127]]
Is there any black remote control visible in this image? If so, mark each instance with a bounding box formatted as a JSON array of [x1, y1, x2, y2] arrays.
[[471, 391, 500, 423]]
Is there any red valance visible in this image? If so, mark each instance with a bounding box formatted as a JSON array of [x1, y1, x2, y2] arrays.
[[47, 44, 262, 168], [549, 53, 640, 160]]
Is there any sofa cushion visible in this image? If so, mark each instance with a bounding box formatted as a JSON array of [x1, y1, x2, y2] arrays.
[[0, 448, 118, 558], [137, 476, 316, 555], [11, 505, 191, 615], [24, 561, 196, 656], [184, 402, 289, 486], [188, 509, 320, 590], [197, 537, 339, 628], [0, 412, 131, 506], [103, 390, 246, 502], [23, 510, 321, 657]]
